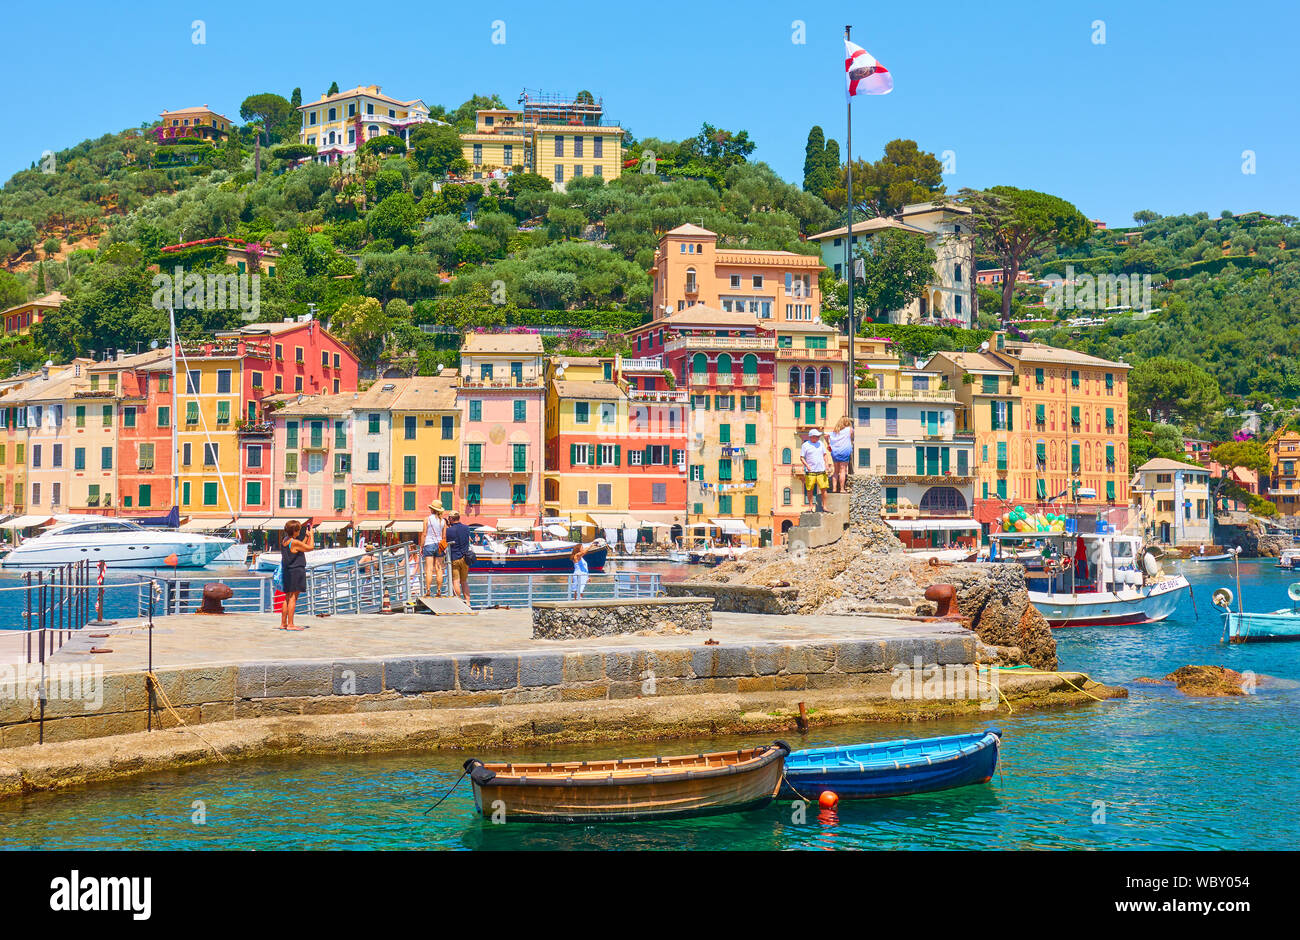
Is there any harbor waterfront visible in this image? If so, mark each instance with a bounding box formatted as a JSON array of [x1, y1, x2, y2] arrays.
[[0, 560, 1297, 849]]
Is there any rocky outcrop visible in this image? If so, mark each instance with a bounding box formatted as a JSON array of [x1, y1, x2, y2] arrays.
[[1155, 665, 1253, 696], [670, 528, 1058, 670], [1217, 518, 1294, 558]]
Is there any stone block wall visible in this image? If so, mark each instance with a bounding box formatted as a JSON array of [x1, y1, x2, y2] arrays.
[[0, 631, 979, 749], [531, 598, 713, 640]]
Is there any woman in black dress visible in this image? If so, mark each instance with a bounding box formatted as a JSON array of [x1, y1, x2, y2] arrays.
[[279, 520, 313, 631]]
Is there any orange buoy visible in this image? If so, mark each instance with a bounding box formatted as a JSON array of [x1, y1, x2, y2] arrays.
[[818, 790, 839, 809], [164, 553, 179, 567]]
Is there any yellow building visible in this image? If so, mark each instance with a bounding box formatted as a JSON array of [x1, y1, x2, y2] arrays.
[[157, 105, 233, 142], [175, 344, 244, 518], [1266, 428, 1300, 517], [459, 94, 624, 188], [389, 376, 461, 520], [298, 85, 430, 164], [1132, 458, 1213, 547]]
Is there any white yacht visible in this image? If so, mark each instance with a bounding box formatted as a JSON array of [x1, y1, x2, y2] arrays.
[[1, 516, 234, 569], [989, 527, 1189, 627]]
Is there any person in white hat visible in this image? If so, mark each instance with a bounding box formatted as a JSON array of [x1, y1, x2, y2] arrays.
[[801, 428, 830, 512]]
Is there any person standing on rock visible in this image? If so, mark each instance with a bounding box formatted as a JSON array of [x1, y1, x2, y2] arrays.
[[827, 416, 855, 493], [801, 428, 830, 512]]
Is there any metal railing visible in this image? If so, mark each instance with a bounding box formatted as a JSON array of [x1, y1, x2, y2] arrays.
[[465, 571, 662, 609], [140, 574, 273, 616]]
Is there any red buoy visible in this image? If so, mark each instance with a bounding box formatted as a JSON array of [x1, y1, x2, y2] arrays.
[[819, 790, 839, 809]]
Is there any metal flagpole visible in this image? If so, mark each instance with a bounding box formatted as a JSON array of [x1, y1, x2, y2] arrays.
[[169, 305, 179, 512], [844, 24, 855, 421]]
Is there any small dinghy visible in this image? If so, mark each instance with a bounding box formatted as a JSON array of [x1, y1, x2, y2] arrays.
[[1187, 552, 1233, 562], [779, 729, 1001, 801], [1215, 584, 1300, 643], [464, 742, 790, 823]]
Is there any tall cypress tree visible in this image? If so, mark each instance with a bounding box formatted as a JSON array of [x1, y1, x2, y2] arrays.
[[290, 87, 302, 110], [803, 126, 826, 192]]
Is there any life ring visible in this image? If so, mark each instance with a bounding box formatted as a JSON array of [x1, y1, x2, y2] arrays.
[[1211, 587, 1233, 609]]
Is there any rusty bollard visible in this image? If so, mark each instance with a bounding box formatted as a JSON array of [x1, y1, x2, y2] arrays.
[[923, 583, 960, 620], [198, 582, 234, 614]]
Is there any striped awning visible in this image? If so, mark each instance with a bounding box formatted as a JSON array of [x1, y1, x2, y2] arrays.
[[357, 520, 393, 531], [589, 513, 638, 529], [179, 517, 233, 532], [389, 520, 425, 533], [313, 520, 351, 533]]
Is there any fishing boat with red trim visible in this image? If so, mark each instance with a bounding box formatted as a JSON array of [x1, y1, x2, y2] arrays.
[[989, 525, 1188, 628]]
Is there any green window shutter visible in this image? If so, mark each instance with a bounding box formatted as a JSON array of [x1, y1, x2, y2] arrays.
[[1007, 400, 1015, 429], [1106, 480, 1116, 499], [1106, 444, 1115, 464], [1037, 478, 1046, 499], [718, 459, 731, 481], [1071, 370, 1080, 388], [744, 495, 758, 515], [719, 424, 730, 444], [1071, 406, 1080, 425], [745, 423, 756, 445], [1035, 403, 1045, 423], [743, 459, 757, 481], [718, 495, 732, 515], [595, 445, 603, 467], [990, 400, 998, 430], [996, 479, 1007, 499], [1105, 407, 1115, 428], [1035, 367, 1043, 385], [336, 421, 346, 447], [614, 445, 621, 466], [941, 448, 950, 473], [1036, 442, 1046, 463], [74, 448, 85, 471], [982, 482, 989, 499], [1071, 444, 1081, 469], [75, 406, 85, 427], [915, 447, 924, 474], [570, 444, 577, 466]]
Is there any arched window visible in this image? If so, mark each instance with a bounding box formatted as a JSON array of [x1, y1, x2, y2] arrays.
[[788, 367, 801, 395], [819, 367, 832, 395], [742, 354, 758, 377], [685, 268, 697, 293], [920, 487, 967, 514], [804, 367, 816, 395], [781, 447, 792, 465], [691, 352, 707, 374], [716, 353, 733, 375]]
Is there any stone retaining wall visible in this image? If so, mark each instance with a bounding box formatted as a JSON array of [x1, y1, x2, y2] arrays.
[[531, 597, 713, 639], [664, 582, 802, 615], [0, 631, 978, 749]]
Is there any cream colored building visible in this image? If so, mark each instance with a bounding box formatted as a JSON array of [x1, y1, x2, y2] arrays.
[[1132, 458, 1213, 548]]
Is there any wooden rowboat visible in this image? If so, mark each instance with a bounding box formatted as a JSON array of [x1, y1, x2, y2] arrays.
[[463, 742, 790, 823], [779, 729, 1001, 801]]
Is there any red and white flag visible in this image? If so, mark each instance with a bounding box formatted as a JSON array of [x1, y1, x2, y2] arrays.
[[845, 39, 893, 97]]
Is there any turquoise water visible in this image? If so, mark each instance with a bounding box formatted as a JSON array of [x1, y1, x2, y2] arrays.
[[1, 559, 1298, 850]]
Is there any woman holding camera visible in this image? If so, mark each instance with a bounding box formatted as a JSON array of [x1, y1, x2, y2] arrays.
[[280, 519, 314, 631]]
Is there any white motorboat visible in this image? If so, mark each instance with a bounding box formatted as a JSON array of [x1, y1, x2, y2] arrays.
[[1, 516, 234, 569], [989, 528, 1189, 628], [1277, 549, 1300, 570], [906, 547, 978, 564], [253, 546, 367, 573]]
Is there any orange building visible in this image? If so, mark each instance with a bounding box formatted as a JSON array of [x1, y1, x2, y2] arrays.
[[87, 350, 174, 516], [2, 291, 66, 337]]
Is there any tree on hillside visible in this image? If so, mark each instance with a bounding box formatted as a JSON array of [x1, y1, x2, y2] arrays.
[[1207, 440, 1272, 502], [437, 282, 512, 332], [1129, 356, 1221, 424], [290, 87, 302, 111], [329, 296, 389, 365], [831, 229, 937, 325], [239, 93, 294, 143], [686, 123, 755, 170], [1133, 209, 1161, 226], [959, 186, 1091, 323], [327, 81, 339, 96], [409, 123, 469, 177], [802, 126, 840, 201], [360, 134, 407, 157], [824, 139, 944, 219]]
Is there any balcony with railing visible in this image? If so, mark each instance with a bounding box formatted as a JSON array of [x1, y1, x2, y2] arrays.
[[458, 376, 544, 389], [872, 464, 976, 486], [620, 357, 664, 372], [664, 336, 776, 353], [626, 388, 687, 403], [776, 346, 846, 361], [854, 387, 956, 403]]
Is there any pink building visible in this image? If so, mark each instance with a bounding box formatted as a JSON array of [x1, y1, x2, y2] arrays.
[[457, 333, 545, 527]]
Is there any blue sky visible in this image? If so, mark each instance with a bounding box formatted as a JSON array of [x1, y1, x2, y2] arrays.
[[5, 0, 1297, 225]]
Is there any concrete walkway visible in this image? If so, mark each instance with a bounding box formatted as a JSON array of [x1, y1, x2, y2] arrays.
[[48, 608, 968, 675]]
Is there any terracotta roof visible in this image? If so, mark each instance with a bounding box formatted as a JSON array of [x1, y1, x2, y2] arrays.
[[925, 350, 1013, 374], [655, 306, 761, 328], [87, 349, 171, 372], [808, 218, 929, 241], [1, 291, 67, 317], [663, 223, 716, 237], [1137, 458, 1209, 473], [298, 85, 428, 112], [1003, 341, 1130, 370], [0, 365, 88, 403], [460, 333, 544, 355], [351, 380, 408, 410], [392, 377, 458, 411], [275, 392, 360, 418], [159, 105, 232, 122], [551, 380, 625, 401]]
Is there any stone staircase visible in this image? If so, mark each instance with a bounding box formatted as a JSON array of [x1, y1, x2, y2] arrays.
[[785, 491, 852, 552]]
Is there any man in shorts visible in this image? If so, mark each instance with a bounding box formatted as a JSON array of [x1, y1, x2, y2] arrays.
[[421, 503, 446, 597], [444, 511, 472, 602], [801, 428, 830, 512]]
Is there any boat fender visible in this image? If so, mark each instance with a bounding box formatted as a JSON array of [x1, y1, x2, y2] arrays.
[[1142, 552, 1161, 577], [463, 758, 495, 785], [771, 740, 792, 756], [985, 727, 1003, 739], [1211, 588, 1233, 609]]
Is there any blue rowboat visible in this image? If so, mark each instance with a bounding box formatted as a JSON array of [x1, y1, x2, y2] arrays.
[[1216, 584, 1300, 643], [1223, 610, 1300, 643], [779, 729, 1001, 801]]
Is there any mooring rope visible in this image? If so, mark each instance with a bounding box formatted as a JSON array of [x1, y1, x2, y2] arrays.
[[423, 765, 470, 814], [144, 671, 229, 762]]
